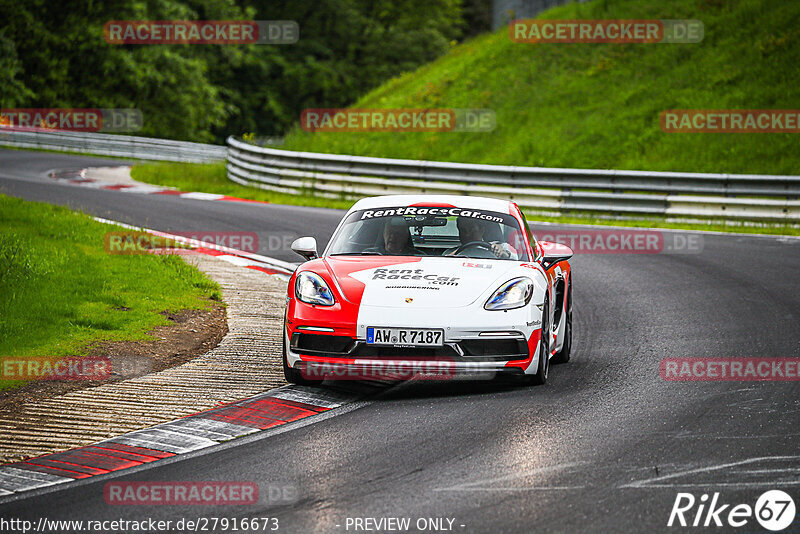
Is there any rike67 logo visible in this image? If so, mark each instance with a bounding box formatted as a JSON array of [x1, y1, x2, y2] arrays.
[[669, 490, 796, 531]]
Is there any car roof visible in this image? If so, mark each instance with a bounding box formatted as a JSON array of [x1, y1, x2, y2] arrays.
[[349, 195, 515, 213]]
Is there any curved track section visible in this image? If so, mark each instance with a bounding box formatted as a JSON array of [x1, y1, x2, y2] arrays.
[[1, 149, 799, 533]]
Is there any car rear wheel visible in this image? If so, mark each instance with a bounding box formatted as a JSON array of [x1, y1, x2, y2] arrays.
[[553, 282, 573, 364], [528, 301, 550, 386]]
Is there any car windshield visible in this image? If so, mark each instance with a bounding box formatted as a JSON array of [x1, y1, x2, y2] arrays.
[[327, 206, 529, 261]]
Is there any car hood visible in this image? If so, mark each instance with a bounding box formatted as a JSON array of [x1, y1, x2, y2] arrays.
[[322, 256, 520, 309]]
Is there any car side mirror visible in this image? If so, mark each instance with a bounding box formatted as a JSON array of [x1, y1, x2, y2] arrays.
[[539, 241, 573, 270], [291, 236, 318, 261]]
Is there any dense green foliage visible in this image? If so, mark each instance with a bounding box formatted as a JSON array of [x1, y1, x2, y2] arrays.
[[283, 0, 800, 175], [0, 0, 472, 142], [0, 195, 220, 372]]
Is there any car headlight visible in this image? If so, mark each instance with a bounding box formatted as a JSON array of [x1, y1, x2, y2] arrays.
[[295, 272, 335, 306], [485, 277, 534, 311]]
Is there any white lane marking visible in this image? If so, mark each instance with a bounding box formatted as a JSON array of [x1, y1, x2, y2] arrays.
[[69, 181, 106, 189], [621, 455, 800, 488], [92, 216, 297, 273], [103, 428, 218, 454], [670, 433, 800, 440], [729, 468, 800, 474], [179, 192, 226, 201], [0, 467, 73, 484], [434, 462, 588, 492], [111, 185, 166, 194], [0, 467, 72, 492], [213, 255, 291, 281], [217, 254, 260, 267], [157, 418, 258, 442], [626, 481, 800, 488], [162, 420, 258, 440], [267, 386, 353, 409]]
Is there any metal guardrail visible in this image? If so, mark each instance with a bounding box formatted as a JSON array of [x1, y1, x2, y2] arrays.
[[3, 128, 795, 222], [226, 136, 800, 223], [0, 128, 226, 163]]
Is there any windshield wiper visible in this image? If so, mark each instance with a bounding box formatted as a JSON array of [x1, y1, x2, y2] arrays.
[[330, 251, 384, 256]]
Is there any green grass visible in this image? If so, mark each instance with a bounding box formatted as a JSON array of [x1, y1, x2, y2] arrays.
[[0, 195, 222, 391], [281, 0, 800, 175]]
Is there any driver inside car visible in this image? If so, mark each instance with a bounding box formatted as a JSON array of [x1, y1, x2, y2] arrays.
[[445, 217, 515, 259], [380, 217, 424, 255]]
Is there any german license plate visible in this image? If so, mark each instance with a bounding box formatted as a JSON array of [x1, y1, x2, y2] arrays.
[[366, 327, 444, 347]]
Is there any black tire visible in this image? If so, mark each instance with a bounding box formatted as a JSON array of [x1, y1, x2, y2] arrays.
[[552, 284, 572, 364], [282, 333, 323, 386], [528, 301, 550, 385]]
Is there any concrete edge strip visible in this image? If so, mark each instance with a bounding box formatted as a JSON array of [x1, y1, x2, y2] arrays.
[[0, 385, 359, 496], [0, 211, 314, 498]]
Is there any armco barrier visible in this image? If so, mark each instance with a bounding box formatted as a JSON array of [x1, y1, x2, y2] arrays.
[[226, 136, 800, 223], [2, 128, 795, 222], [0, 128, 226, 163]]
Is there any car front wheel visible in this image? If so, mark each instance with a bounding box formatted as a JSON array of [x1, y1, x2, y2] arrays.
[[282, 332, 323, 386]]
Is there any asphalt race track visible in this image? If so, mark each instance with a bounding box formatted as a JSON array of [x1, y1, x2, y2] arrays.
[[0, 149, 341, 263], [1, 148, 799, 533]]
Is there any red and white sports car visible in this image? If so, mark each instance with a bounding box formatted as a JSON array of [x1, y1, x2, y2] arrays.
[[283, 195, 574, 385]]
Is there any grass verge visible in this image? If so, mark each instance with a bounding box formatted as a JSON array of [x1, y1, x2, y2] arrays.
[[0, 194, 222, 391], [281, 0, 800, 175]]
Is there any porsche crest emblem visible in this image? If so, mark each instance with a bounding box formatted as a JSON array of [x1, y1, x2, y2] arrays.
[[405, 297, 414, 303]]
